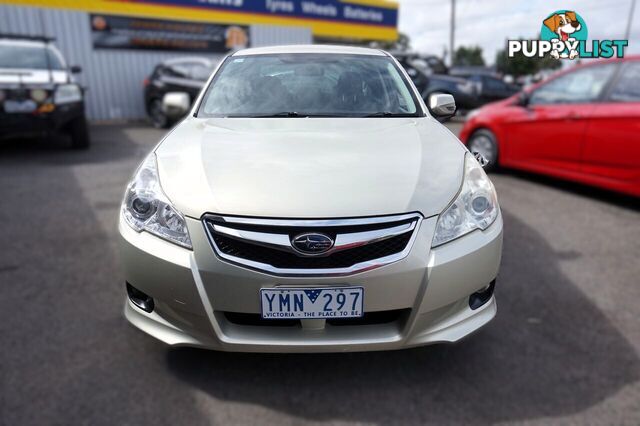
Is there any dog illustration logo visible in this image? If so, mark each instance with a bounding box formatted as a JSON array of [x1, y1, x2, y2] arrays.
[[508, 11, 626, 60], [541, 10, 588, 60]]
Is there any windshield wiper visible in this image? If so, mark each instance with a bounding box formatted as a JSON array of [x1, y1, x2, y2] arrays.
[[228, 112, 358, 118], [362, 112, 418, 117], [364, 111, 394, 117], [247, 111, 302, 118], [221, 112, 407, 118]]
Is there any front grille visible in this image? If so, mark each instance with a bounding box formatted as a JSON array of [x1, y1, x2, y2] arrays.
[[212, 231, 412, 269], [203, 213, 422, 276], [0, 87, 52, 102]]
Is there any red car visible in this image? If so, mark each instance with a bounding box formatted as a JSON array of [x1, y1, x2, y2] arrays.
[[459, 56, 640, 197]]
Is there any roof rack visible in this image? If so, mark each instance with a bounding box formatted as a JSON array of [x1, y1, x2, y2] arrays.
[[0, 33, 55, 42]]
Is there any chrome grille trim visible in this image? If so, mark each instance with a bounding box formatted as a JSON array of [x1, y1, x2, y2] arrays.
[[202, 213, 423, 277], [212, 213, 422, 227], [211, 224, 293, 253], [211, 220, 416, 256]]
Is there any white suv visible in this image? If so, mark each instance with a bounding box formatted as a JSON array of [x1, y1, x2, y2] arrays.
[[0, 35, 89, 148]]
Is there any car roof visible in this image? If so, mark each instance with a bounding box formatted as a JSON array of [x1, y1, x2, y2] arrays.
[[0, 39, 48, 48], [162, 56, 215, 66], [233, 44, 387, 57], [524, 55, 640, 94]]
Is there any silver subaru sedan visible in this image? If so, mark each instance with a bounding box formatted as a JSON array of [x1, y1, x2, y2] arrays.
[[119, 45, 503, 352]]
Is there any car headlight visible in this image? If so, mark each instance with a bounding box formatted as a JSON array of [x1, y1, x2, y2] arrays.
[[432, 153, 499, 247], [54, 84, 82, 104], [122, 153, 192, 249]]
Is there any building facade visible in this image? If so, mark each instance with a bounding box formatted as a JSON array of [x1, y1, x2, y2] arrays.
[[0, 0, 398, 121]]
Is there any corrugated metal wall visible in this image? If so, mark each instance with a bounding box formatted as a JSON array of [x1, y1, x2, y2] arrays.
[[250, 25, 312, 47], [0, 4, 312, 121]]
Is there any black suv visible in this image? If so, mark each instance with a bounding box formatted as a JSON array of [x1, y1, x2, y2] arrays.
[[144, 57, 216, 128], [394, 53, 518, 112], [449, 66, 520, 106], [0, 34, 89, 148]]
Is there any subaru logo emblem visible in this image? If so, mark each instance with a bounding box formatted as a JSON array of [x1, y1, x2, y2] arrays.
[[291, 233, 334, 255]]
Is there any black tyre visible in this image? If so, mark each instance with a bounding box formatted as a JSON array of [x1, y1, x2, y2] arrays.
[[69, 116, 90, 150], [467, 129, 498, 172], [149, 98, 169, 129]]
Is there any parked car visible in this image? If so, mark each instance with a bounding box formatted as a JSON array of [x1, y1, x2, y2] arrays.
[[144, 57, 216, 128], [460, 56, 640, 197], [462, 74, 520, 107], [119, 45, 503, 353], [395, 55, 517, 112], [391, 51, 449, 75], [0, 34, 89, 148], [449, 65, 495, 77], [450, 67, 520, 105], [515, 69, 557, 88], [394, 55, 473, 110], [419, 73, 483, 112]]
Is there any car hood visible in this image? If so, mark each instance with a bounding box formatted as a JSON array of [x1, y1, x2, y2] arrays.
[[471, 95, 519, 117], [0, 69, 70, 85], [155, 117, 466, 219]]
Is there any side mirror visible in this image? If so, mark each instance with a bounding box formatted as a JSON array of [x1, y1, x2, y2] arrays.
[[428, 93, 456, 120], [70, 65, 82, 74], [162, 92, 191, 119], [517, 91, 529, 107]]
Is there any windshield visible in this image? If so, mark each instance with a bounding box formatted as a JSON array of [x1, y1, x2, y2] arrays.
[[0, 44, 64, 70], [197, 54, 421, 118]]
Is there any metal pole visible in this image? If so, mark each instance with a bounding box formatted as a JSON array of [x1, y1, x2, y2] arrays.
[[625, 0, 636, 40], [450, 0, 456, 66]]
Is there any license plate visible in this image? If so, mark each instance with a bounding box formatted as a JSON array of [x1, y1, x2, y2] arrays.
[[4, 99, 36, 113], [260, 287, 364, 319]]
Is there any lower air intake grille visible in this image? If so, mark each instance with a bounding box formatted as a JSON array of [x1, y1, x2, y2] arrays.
[[224, 309, 410, 327]]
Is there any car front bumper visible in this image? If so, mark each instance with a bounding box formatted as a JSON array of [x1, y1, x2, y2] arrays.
[[0, 101, 84, 140], [119, 212, 503, 353]]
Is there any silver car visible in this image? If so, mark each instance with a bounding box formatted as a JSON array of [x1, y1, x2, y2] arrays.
[[119, 45, 503, 352]]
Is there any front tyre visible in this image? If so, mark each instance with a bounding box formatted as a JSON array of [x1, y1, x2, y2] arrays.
[[467, 129, 498, 172], [69, 116, 90, 150]]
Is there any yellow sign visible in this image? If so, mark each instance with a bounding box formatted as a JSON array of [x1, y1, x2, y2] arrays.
[[2, 0, 399, 41]]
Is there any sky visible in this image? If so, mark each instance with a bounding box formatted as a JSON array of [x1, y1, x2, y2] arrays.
[[398, 0, 640, 65]]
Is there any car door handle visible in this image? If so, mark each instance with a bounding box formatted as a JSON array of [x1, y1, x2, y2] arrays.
[[567, 112, 582, 120]]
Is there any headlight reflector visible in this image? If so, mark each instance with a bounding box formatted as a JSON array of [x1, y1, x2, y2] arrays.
[[432, 153, 498, 247], [122, 154, 192, 249]]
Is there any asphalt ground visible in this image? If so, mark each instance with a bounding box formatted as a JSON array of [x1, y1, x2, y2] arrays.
[[1, 123, 639, 425]]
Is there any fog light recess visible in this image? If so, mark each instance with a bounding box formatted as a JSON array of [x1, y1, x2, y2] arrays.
[[469, 280, 495, 310], [126, 282, 154, 313]]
